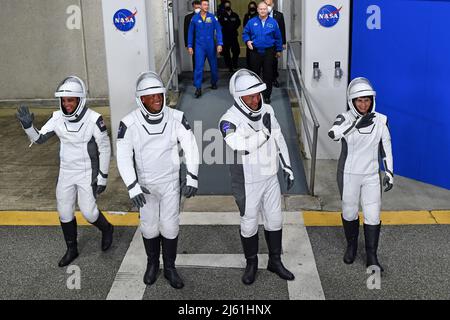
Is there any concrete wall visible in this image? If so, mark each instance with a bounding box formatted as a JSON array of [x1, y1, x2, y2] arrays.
[[0, 0, 108, 100], [0, 0, 171, 101]]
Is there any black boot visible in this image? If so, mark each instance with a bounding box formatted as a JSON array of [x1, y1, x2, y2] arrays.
[[194, 88, 202, 98], [161, 236, 184, 289], [264, 230, 295, 280], [240, 233, 259, 285], [342, 215, 359, 264], [92, 211, 114, 251], [364, 223, 384, 272], [143, 236, 161, 285], [58, 219, 79, 267]]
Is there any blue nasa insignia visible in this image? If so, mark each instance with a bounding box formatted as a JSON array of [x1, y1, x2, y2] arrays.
[[317, 5, 341, 28], [113, 9, 137, 32]]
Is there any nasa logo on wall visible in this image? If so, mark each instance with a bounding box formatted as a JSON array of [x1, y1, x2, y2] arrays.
[[113, 9, 137, 32], [317, 5, 342, 28]]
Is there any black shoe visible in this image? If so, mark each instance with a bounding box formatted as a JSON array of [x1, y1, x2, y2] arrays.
[[364, 223, 384, 272], [194, 88, 202, 98], [264, 230, 295, 281], [242, 257, 258, 285], [241, 233, 259, 285], [228, 67, 234, 73], [163, 268, 184, 289], [211, 84, 218, 90], [342, 215, 359, 264], [58, 243, 79, 267], [273, 79, 280, 88], [161, 236, 184, 289], [92, 211, 114, 251], [58, 219, 79, 267], [143, 236, 161, 285]]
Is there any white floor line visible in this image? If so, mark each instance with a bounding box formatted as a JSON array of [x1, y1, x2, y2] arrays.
[[106, 228, 147, 300], [107, 211, 325, 300], [283, 212, 325, 300]]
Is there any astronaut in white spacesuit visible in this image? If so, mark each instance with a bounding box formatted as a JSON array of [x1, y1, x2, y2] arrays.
[[116, 71, 199, 289], [219, 69, 295, 285], [16, 76, 114, 267], [328, 77, 393, 272]]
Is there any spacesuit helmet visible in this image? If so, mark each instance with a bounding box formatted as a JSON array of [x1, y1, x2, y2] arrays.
[[54, 76, 87, 121], [229, 68, 267, 115], [135, 71, 166, 119], [347, 77, 376, 117]]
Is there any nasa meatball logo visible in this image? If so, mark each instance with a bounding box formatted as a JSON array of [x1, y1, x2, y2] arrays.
[[317, 5, 342, 28], [113, 9, 137, 32]]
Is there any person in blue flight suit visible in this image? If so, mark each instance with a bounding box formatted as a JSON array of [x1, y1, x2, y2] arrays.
[[188, 0, 223, 98], [242, 1, 282, 104]]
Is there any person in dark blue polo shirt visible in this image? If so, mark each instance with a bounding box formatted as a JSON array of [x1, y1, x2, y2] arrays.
[[242, 1, 282, 103], [188, 0, 223, 99]]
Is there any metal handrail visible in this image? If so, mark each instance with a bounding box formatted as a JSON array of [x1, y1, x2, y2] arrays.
[[158, 42, 179, 92], [286, 40, 320, 196]]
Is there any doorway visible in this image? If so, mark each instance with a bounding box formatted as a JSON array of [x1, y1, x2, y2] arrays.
[[174, 0, 291, 72]]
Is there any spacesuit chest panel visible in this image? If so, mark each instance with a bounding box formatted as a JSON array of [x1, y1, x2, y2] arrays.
[[133, 110, 178, 173], [54, 112, 95, 171], [231, 108, 278, 182], [345, 117, 383, 174]]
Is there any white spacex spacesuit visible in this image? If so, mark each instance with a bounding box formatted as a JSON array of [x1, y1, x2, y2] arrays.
[[17, 76, 113, 267], [116, 71, 199, 289], [328, 77, 393, 271], [219, 69, 294, 285]]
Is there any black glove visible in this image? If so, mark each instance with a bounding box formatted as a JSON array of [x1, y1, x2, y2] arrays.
[[355, 113, 376, 129], [262, 112, 271, 135], [383, 175, 393, 192], [284, 171, 295, 191], [95, 185, 107, 197], [16, 105, 34, 129], [131, 186, 151, 208], [183, 186, 198, 198]]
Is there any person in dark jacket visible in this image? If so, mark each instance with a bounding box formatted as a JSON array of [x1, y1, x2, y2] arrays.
[[219, 1, 241, 72], [184, 1, 201, 71], [265, 0, 286, 88], [243, 1, 258, 68], [243, 1, 282, 103], [243, 1, 258, 27]]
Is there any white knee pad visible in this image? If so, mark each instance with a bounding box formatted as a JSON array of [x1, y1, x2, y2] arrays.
[[140, 221, 160, 239], [361, 174, 381, 225], [240, 218, 259, 238], [264, 216, 282, 232], [79, 203, 99, 223], [57, 200, 76, 223], [160, 223, 179, 240], [342, 202, 359, 221], [362, 202, 381, 225]]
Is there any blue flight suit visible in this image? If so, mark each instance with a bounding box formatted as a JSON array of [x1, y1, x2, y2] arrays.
[[188, 12, 223, 89]]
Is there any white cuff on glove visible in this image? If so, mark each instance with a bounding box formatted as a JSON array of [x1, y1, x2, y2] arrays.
[[385, 172, 394, 185], [24, 126, 40, 143], [186, 174, 198, 189], [128, 183, 144, 199], [284, 167, 294, 180], [97, 174, 108, 187]]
